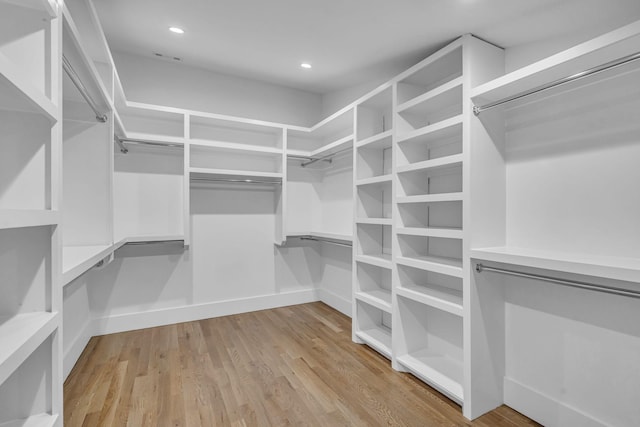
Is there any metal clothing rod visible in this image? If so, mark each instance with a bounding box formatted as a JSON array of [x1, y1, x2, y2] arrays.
[[288, 154, 332, 164], [473, 51, 640, 116], [301, 147, 352, 167], [191, 177, 282, 185], [475, 263, 640, 299], [117, 137, 183, 153], [300, 236, 352, 248], [62, 55, 108, 123]]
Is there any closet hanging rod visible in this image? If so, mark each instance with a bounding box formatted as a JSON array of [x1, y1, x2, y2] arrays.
[[116, 136, 183, 153], [62, 55, 108, 123], [191, 177, 282, 185], [473, 51, 640, 116], [475, 263, 640, 299], [301, 147, 352, 167], [287, 154, 331, 163], [300, 236, 352, 248], [114, 136, 128, 154]]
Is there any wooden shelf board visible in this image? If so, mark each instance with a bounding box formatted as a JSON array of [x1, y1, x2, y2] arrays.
[[0, 210, 59, 230], [396, 154, 463, 175], [356, 174, 393, 187], [189, 139, 282, 155], [355, 290, 392, 313], [471, 20, 640, 105], [396, 226, 463, 239], [396, 255, 463, 278], [356, 130, 393, 149], [396, 193, 464, 204], [0, 55, 57, 121], [397, 76, 463, 115], [470, 246, 640, 284], [355, 254, 393, 270], [63, 244, 113, 285], [396, 285, 463, 317], [396, 114, 463, 145], [0, 312, 58, 386], [356, 218, 393, 226], [396, 350, 463, 403], [355, 327, 392, 359], [0, 413, 58, 427]]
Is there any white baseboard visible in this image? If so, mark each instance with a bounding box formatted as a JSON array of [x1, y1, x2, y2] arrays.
[[63, 320, 93, 380], [317, 288, 351, 317], [504, 377, 608, 427], [92, 289, 320, 336]]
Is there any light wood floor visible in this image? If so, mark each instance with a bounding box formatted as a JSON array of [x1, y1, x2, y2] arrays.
[[64, 302, 538, 426]]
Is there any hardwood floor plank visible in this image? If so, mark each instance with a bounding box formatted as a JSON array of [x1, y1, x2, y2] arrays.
[[65, 302, 539, 427]]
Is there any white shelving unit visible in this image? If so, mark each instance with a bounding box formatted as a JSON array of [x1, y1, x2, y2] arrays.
[[0, 1, 62, 425], [467, 20, 640, 425]]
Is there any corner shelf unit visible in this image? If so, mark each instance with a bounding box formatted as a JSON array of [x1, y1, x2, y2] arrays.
[[0, 1, 62, 425]]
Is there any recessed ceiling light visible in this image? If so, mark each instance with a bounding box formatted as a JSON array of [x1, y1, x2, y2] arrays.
[[300, 63, 312, 69], [169, 27, 184, 34]]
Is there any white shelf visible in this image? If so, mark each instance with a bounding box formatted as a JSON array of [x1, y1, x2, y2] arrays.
[[397, 77, 463, 114], [396, 193, 464, 204], [396, 350, 463, 403], [471, 246, 640, 284], [0, 210, 59, 230], [396, 285, 463, 317], [356, 174, 392, 187], [1, 0, 57, 17], [356, 218, 393, 226], [190, 168, 283, 183], [396, 226, 463, 240], [355, 327, 392, 359], [0, 54, 57, 121], [62, 244, 113, 285], [0, 312, 58, 386], [189, 139, 281, 155], [0, 413, 58, 427], [355, 253, 393, 270], [396, 154, 463, 175], [471, 20, 640, 106], [124, 234, 185, 244], [396, 115, 463, 144], [286, 231, 353, 244], [356, 130, 393, 149], [396, 255, 463, 278], [121, 132, 186, 146], [309, 134, 354, 158], [355, 290, 392, 313]]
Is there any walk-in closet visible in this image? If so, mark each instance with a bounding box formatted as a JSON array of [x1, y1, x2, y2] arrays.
[[2, 0, 640, 426]]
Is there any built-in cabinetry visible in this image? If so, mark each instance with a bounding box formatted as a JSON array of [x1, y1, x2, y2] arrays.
[[0, 1, 62, 425]]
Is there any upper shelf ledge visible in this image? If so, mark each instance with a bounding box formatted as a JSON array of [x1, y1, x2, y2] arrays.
[[471, 19, 640, 104]]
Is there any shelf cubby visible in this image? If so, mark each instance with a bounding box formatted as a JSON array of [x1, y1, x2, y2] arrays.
[[355, 262, 392, 313], [355, 299, 392, 359], [396, 234, 463, 278], [396, 264, 463, 316], [396, 117, 462, 169], [397, 46, 462, 106], [288, 108, 353, 154], [356, 134, 392, 181], [190, 143, 282, 175], [397, 200, 462, 234], [357, 223, 391, 260], [356, 181, 392, 220], [396, 295, 463, 403], [397, 81, 463, 134], [119, 103, 185, 138], [190, 115, 284, 150], [356, 87, 393, 141], [397, 163, 462, 197]]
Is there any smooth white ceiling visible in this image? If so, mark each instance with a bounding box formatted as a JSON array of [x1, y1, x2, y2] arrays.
[[94, 0, 640, 94]]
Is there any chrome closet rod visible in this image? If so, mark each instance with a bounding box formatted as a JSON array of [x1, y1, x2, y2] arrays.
[[116, 137, 183, 153], [475, 263, 640, 299], [473, 51, 640, 116], [300, 236, 352, 248], [62, 55, 108, 123], [191, 177, 282, 185], [301, 147, 352, 167]]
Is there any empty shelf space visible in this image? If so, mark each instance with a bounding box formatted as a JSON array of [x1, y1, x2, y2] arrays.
[[0, 414, 59, 427], [355, 290, 392, 313], [397, 193, 464, 204], [189, 114, 283, 149], [356, 174, 392, 187], [396, 115, 463, 145], [62, 244, 113, 285], [397, 256, 463, 278], [0, 210, 58, 230], [396, 82, 463, 133], [0, 55, 56, 121], [397, 77, 463, 114], [356, 130, 393, 149], [286, 231, 353, 245], [470, 246, 640, 284], [396, 351, 463, 402], [355, 254, 392, 269], [356, 218, 393, 226], [355, 327, 392, 359], [0, 312, 58, 386], [396, 285, 463, 317], [396, 154, 463, 174], [396, 227, 463, 239], [190, 168, 283, 183], [309, 135, 354, 158]]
